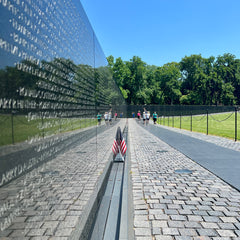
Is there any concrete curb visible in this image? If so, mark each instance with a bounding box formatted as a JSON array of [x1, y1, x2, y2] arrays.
[[119, 123, 134, 240], [70, 153, 114, 240]]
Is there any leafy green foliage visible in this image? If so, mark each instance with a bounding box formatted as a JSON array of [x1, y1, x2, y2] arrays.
[[108, 53, 240, 105]]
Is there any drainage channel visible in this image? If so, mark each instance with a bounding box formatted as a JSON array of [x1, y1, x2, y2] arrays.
[[89, 125, 128, 240]]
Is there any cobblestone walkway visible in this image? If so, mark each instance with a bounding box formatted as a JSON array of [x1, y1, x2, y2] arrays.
[[0, 120, 126, 240], [129, 119, 240, 240]]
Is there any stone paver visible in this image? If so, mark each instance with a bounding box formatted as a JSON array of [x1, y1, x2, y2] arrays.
[[129, 119, 240, 240], [1, 117, 240, 239], [0, 120, 126, 239]]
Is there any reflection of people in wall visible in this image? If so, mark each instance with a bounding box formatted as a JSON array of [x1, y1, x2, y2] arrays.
[[132, 112, 135, 118], [104, 112, 108, 125], [108, 109, 112, 124], [114, 112, 118, 120], [120, 112, 123, 118], [97, 112, 102, 125]]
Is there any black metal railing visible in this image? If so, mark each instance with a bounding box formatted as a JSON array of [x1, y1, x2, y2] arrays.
[[156, 106, 239, 141]]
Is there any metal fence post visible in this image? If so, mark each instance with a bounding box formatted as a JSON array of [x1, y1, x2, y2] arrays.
[[235, 107, 238, 141], [180, 112, 182, 129], [41, 113, 45, 138], [59, 116, 62, 133], [190, 112, 192, 132], [207, 109, 209, 135], [11, 111, 14, 144]]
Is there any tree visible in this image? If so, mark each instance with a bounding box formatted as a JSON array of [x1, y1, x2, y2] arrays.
[[155, 62, 181, 105], [108, 53, 240, 106], [214, 53, 239, 105], [180, 54, 221, 105], [107, 55, 114, 69], [107, 56, 131, 101], [126, 56, 147, 104], [180, 55, 206, 104]]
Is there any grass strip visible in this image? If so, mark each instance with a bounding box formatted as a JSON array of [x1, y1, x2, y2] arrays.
[[0, 114, 97, 146], [157, 112, 240, 141]]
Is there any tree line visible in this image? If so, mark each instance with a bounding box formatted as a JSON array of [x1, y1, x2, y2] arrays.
[[107, 53, 240, 105]]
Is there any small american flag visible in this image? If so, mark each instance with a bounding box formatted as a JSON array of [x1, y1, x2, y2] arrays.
[[112, 127, 127, 156]]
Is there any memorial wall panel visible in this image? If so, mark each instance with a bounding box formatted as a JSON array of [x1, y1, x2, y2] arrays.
[[0, 0, 126, 234], [0, 0, 125, 190]]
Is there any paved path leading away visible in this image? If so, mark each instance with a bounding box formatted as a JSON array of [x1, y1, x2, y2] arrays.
[[146, 123, 240, 191], [129, 119, 240, 240], [154, 125, 240, 153]]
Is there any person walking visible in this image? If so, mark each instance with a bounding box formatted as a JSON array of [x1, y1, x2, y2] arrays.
[[143, 109, 146, 125], [146, 111, 150, 125], [137, 111, 141, 121], [104, 112, 108, 125], [153, 112, 158, 124], [97, 112, 102, 125], [108, 110, 112, 125]]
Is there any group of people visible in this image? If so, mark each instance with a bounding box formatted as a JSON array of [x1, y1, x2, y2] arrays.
[[133, 109, 158, 125], [97, 109, 159, 126], [97, 110, 122, 126]]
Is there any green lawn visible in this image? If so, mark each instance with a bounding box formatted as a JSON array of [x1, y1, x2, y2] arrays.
[[157, 112, 240, 141], [2, 112, 239, 146], [0, 114, 97, 146]]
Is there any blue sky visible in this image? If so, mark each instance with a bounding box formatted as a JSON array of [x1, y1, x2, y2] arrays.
[[80, 0, 240, 66]]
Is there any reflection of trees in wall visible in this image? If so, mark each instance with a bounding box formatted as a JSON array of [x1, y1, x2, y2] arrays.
[[0, 57, 124, 114]]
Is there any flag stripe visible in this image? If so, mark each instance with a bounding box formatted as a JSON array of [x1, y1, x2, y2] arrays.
[[112, 139, 119, 155], [120, 139, 127, 155], [112, 146, 118, 154], [112, 134, 127, 156]]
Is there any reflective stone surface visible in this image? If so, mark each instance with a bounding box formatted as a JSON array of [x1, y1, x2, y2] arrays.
[[0, 1, 126, 233]]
